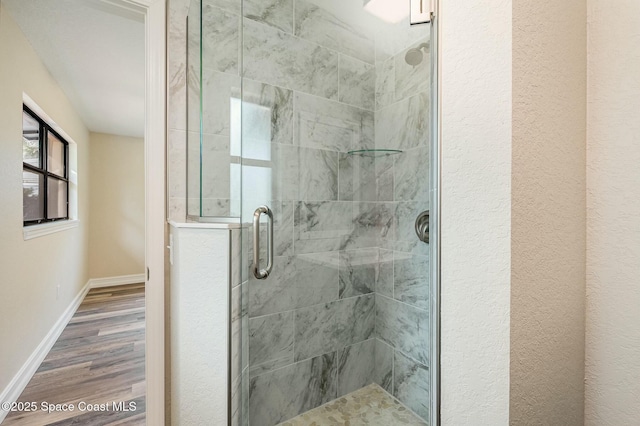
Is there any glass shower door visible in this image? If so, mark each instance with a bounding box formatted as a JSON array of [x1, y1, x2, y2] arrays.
[[238, 1, 436, 425], [186, 0, 437, 423]]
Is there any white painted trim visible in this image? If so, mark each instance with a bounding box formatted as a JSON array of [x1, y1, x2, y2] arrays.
[[23, 219, 79, 240], [0, 281, 91, 423], [88, 274, 146, 288], [142, 0, 167, 425]]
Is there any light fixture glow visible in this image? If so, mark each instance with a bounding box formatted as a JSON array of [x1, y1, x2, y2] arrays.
[[363, 0, 409, 24]]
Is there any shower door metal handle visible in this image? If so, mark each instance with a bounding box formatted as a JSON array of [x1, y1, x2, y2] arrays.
[[253, 206, 274, 279]]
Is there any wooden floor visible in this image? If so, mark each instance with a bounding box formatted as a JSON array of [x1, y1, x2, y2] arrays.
[[3, 284, 146, 426]]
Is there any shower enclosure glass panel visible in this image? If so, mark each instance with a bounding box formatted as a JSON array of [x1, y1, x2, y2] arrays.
[[187, 0, 436, 424]]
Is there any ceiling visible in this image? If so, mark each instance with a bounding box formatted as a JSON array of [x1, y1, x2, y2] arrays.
[[3, 0, 145, 138]]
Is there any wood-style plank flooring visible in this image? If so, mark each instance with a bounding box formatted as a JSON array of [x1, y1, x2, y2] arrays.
[[3, 284, 146, 426]]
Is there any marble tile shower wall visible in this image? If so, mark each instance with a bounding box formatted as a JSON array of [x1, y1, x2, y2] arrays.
[[372, 15, 432, 423], [242, 3, 383, 425], [167, 0, 190, 221], [242, 3, 431, 425]]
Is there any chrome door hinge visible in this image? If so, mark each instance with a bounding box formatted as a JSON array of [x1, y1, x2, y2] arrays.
[[411, 0, 435, 24]]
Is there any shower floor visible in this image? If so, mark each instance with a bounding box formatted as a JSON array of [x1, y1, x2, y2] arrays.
[[277, 384, 427, 426]]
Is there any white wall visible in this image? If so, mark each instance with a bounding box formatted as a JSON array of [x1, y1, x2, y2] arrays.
[[89, 132, 145, 279], [0, 3, 91, 395], [169, 224, 229, 426], [586, 1, 640, 424], [439, 1, 512, 424], [511, 1, 586, 424]]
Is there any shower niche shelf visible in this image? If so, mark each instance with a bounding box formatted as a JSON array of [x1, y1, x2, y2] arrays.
[[346, 149, 403, 157]]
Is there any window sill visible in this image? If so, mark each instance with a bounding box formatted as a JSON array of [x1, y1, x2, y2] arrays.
[[23, 219, 79, 240]]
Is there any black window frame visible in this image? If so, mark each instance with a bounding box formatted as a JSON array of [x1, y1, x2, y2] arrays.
[[22, 105, 70, 226]]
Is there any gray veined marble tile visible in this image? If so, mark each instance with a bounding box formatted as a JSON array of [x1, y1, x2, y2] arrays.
[[186, 131, 201, 203], [169, 197, 187, 223], [169, 3, 188, 132], [201, 69, 241, 135], [249, 311, 294, 376], [395, 38, 431, 102], [200, 198, 232, 216], [271, 144, 299, 201], [231, 372, 241, 426], [295, 201, 353, 240], [338, 153, 377, 202], [241, 368, 249, 426], [202, 4, 240, 74], [294, 293, 374, 361], [242, 79, 294, 146], [231, 282, 249, 382], [248, 253, 339, 317], [374, 338, 394, 394], [244, 18, 339, 101], [350, 202, 394, 248], [394, 351, 430, 421], [299, 147, 339, 201], [375, 91, 429, 152], [376, 249, 394, 299], [394, 252, 430, 311], [249, 352, 337, 426], [375, 154, 395, 201], [243, 0, 293, 34], [270, 145, 339, 202], [168, 129, 187, 200], [231, 229, 243, 287], [339, 248, 377, 299], [294, 92, 375, 152], [394, 146, 430, 202], [339, 55, 375, 111], [393, 201, 430, 256], [294, 0, 375, 64], [337, 338, 375, 396], [249, 357, 295, 379], [375, 57, 395, 111], [204, 0, 241, 15], [375, 294, 429, 365]]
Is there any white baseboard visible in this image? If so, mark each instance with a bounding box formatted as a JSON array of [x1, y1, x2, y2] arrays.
[[88, 273, 146, 289], [0, 280, 91, 423]]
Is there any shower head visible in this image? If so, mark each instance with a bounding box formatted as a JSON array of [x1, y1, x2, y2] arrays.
[[404, 42, 429, 66]]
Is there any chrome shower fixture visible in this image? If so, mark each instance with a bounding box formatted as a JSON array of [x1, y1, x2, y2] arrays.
[[405, 42, 429, 66]]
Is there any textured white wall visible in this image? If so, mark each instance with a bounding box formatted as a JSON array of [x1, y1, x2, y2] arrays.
[[89, 132, 145, 279], [440, 1, 512, 424], [169, 225, 229, 426], [0, 3, 91, 397], [586, 1, 640, 424], [511, 1, 586, 424]]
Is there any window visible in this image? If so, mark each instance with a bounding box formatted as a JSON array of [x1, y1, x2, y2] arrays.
[[22, 105, 70, 226]]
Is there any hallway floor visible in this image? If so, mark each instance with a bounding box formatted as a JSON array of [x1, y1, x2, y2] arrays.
[[277, 384, 427, 426], [3, 284, 146, 426]]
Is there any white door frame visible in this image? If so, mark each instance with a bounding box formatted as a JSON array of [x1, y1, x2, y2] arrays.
[[110, 0, 167, 424]]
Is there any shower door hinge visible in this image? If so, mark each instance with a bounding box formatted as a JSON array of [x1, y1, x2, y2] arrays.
[[411, 0, 434, 24]]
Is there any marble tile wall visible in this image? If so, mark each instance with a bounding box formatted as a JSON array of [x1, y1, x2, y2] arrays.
[[243, 2, 384, 423], [371, 15, 431, 423], [167, 0, 190, 221], [168, 0, 432, 424]]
